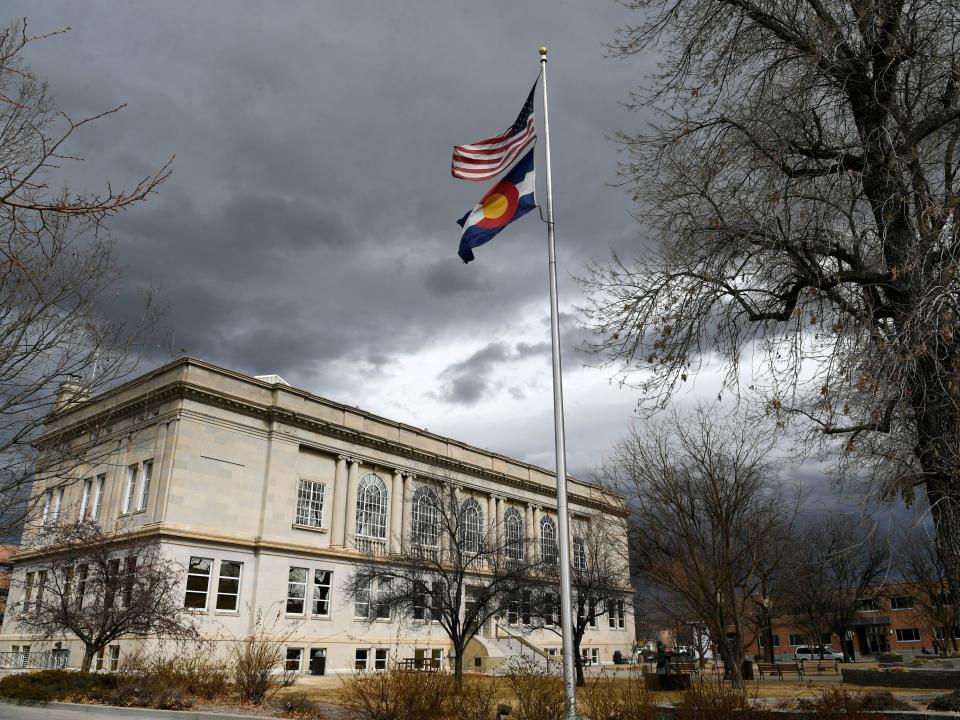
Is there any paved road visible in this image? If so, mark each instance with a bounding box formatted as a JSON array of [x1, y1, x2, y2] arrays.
[[0, 702, 254, 720]]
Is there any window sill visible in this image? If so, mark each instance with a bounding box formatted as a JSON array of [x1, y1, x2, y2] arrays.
[[214, 610, 240, 616], [292, 523, 327, 534]]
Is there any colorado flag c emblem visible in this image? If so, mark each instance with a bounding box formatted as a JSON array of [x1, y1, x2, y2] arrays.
[[456, 148, 536, 263]]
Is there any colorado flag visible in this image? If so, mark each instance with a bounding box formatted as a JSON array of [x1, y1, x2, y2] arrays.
[[457, 148, 536, 263]]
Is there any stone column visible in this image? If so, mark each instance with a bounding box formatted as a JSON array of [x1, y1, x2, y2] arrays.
[[400, 474, 413, 550], [390, 469, 404, 553], [344, 459, 360, 548], [524, 502, 534, 549], [495, 496, 505, 550], [331, 456, 349, 547]]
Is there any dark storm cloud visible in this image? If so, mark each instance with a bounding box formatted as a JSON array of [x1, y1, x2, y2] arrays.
[[437, 339, 553, 404]]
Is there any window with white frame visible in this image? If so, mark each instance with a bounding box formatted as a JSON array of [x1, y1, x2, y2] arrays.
[[76, 564, 88, 609], [504, 508, 524, 561], [184, 557, 213, 609], [413, 581, 430, 621], [19, 645, 30, 668], [890, 595, 914, 610], [79, 479, 92, 520], [34, 571, 46, 613], [374, 648, 389, 670], [313, 570, 332, 616], [286, 647, 303, 671], [109, 645, 120, 671], [121, 557, 136, 607], [412, 486, 440, 547], [295, 479, 325, 528], [355, 648, 369, 670], [355, 578, 372, 618], [460, 498, 484, 553], [287, 567, 308, 614], [540, 516, 558, 566], [572, 537, 587, 571], [590, 648, 599, 664], [896, 627, 921, 642], [22, 571, 34, 614], [616, 599, 625, 629], [588, 597, 598, 629], [216, 561, 242, 611], [137, 460, 153, 511], [92, 475, 104, 521], [123, 465, 137, 513], [355, 474, 387, 539], [373, 579, 392, 620]]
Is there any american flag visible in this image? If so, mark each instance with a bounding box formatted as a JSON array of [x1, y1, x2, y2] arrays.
[[451, 80, 537, 181]]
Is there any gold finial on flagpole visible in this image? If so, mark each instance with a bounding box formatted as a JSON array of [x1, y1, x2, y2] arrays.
[[539, 46, 548, 57]]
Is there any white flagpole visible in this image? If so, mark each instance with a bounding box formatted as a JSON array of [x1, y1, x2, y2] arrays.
[[539, 45, 577, 719]]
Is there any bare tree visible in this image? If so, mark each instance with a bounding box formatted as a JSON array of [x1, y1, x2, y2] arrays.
[[604, 408, 795, 688], [344, 479, 541, 687], [13, 521, 195, 671], [0, 19, 170, 537], [526, 521, 633, 686], [585, 0, 960, 604], [897, 521, 960, 655], [787, 514, 889, 661]]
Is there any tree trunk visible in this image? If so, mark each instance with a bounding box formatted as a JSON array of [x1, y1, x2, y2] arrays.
[[717, 640, 744, 689], [574, 652, 585, 687], [453, 643, 464, 689], [763, 624, 775, 663], [80, 645, 97, 672]]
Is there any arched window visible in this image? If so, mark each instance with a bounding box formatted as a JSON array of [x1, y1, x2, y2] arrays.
[[572, 536, 587, 571], [540, 515, 558, 566], [355, 474, 387, 539], [411, 486, 440, 547], [504, 508, 524, 561], [460, 497, 484, 553]]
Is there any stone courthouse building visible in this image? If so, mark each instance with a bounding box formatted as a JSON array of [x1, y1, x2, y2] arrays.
[[1, 358, 634, 674]]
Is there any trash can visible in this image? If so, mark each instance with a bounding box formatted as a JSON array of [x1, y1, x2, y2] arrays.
[[741, 658, 754, 680]]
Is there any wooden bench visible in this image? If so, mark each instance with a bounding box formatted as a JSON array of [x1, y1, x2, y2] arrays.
[[757, 661, 805, 679], [814, 660, 840, 675], [672, 660, 699, 675]]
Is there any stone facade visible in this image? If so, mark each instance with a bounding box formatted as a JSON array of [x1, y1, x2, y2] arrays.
[[0, 358, 634, 674]]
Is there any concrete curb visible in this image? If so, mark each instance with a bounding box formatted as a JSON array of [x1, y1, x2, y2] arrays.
[[0, 698, 272, 720]]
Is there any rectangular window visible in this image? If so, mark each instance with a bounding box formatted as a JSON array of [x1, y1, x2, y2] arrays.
[[95, 648, 104, 671], [137, 460, 153, 511], [617, 600, 625, 629], [521, 590, 531, 626], [20, 645, 30, 668], [216, 561, 242, 611], [92, 475, 105, 521], [63, 566, 74, 603], [374, 648, 388, 671], [588, 597, 598, 629], [286, 567, 307, 615], [355, 648, 369, 671], [413, 582, 429, 621], [121, 557, 136, 607], [896, 627, 921, 642], [109, 645, 120, 671], [184, 556, 213, 609], [789, 634, 805, 646], [935, 626, 960, 640], [285, 647, 303, 672], [295, 480, 325, 528], [573, 538, 587, 571], [858, 597, 880, 612], [591, 648, 599, 664], [312, 570, 332, 616], [77, 564, 88, 609], [34, 571, 46, 613], [123, 465, 137, 513], [51, 489, 63, 524], [891, 595, 914, 610], [105, 558, 120, 609], [608, 602, 617, 629], [355, 579, 371, 618], [79, 479, 92, 520], [507, 597, 518, 626], [23, 572, 34, 614], [41, 491, 52, 529], [375, 579, 391, 620]]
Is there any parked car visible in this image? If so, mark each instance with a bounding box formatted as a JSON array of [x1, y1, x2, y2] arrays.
[[794, 646, 844, 662]]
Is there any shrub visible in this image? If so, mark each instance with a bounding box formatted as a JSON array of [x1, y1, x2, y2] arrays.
[[672, 678, 763, 720], [447, 675, 499, 720], [232, 608, 301, 704], [0, 669, 116, 702], [795, 688, 882, 720], [276, 691, 328, 719], [503, 657, 566, 720], [580, 672, 655, 720], [339, 669, 453, 720], [860, 692, 911, 711], [929, 690, 960, 712], [120, 645, 229, 701], [878, 653, 903, 664]]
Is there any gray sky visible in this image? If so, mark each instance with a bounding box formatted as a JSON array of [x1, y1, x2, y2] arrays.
[[8, 1, 888, 514]]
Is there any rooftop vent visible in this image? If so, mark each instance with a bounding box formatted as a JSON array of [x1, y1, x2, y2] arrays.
[[255, 374, 290, 386]]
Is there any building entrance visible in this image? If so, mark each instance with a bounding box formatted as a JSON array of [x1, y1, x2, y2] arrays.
[[309, 648, 326, 676]]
